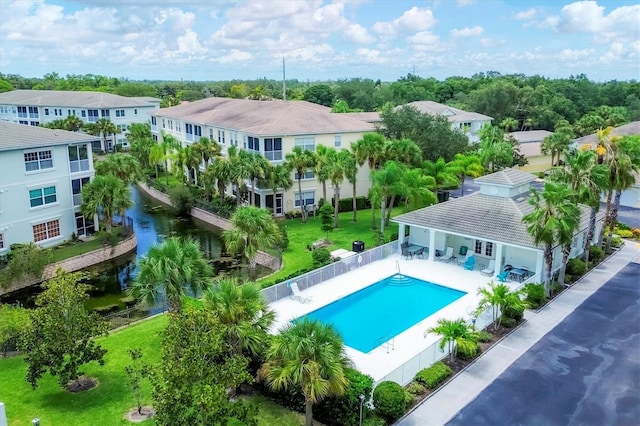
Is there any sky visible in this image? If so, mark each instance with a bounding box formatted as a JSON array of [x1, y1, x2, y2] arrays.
[[0, 0, 639, 83]]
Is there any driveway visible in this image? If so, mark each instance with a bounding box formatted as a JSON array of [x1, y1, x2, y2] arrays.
[[446, 261, 640, 426]]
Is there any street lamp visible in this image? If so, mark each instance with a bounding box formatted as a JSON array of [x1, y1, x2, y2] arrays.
[[359, 394, 365, 426]]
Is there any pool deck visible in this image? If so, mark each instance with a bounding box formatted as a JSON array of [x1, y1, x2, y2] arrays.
[[269, 254, 519, 383]]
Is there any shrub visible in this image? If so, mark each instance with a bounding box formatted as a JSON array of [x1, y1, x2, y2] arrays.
[[523, 283, 546, 309], [312, 248, 331, 268], [589, 246, 604, 263], [611, 236, 622, 248], [404, 390, 414, 409], [502, 303, 524, 322], [405, 381, 426, 396], [414, 362, 452, 389], [616, 222, 631, 231], [632, 228, 640, 238], [617, 229, 634, 238], [476, 331, 493, 343], [372, 381, 407, 422], [362, 413, 387, 426], [168, 185, 194, 217], [550, 280, 564, 296], [456, 341, 480, 360], [373, 231, 386, 247], [501, 317, 517, 328], [333, 196, 368, 212], [566, 258, 587, 277], [564, 274, 573, 284], [389, 232, 399, 242], [314, 368, 374, 426]]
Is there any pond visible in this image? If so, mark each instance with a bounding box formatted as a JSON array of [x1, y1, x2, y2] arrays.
[[3, 186, 272, 312]]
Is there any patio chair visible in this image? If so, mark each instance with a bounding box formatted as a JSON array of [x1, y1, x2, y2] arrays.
[[481, 260, 496, 276], [496, 271, 509, 282], [401, 245, 413, 260], [438, 246, 455, 263], [458, 246, 468, 257], [463, 255, 475, 271], [414, 247, 425, 259], [289, 282, 313, 304]]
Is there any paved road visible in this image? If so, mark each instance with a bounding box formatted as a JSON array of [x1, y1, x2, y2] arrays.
[[446, 261, 640, 426]]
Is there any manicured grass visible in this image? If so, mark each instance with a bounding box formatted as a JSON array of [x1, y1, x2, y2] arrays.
[[262, 207, 401, 284], [50, 238, 105, 263], [248, 395, 305, 426]]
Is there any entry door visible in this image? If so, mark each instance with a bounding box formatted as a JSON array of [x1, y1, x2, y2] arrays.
[[275, 194, 283, 216]]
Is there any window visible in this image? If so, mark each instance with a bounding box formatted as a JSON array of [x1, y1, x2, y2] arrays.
[[101, 109, 110, 117], [87, 109, 99, 122], [33, 220, 60, 242], [19, 120, 28, 125], [194, 125, 202, 137], [474, 240, 483, 254], [28, 107, 39, 118], [75, 212, 95, 236], [151, 116, 157, 125], [119, 124, 127, 133], [115, 109, 125, 117], [30, 121, 40, 126], [81, 110, 86, 118], [44, 108, 49, 116], [295, 136, 315, 152], [230, 131, 238, 146], [484, 242, 494, 257], [209, 128, 214, 140], [162, 119, 166, 128], [24, 150, 53, 171], [68, 145, 89, 172], [17, 106, 27, 118], [247, 136, 259, 151], [294, 168, 314, 180], [0, 233, 4, 249], [29, 186, 57, 208], [334, 135, 342, 148], [72, 177, 90, 206], [134, 109, 138, 115], [294, 191, 315, 208], [168, 120, 173, 130], [264, 137, 282, 161], [218, 130, 225, 144]]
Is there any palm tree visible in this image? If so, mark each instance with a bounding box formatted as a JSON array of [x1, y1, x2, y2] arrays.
[[448, 153, 484, 197], [259, 318, 351, 426], [499, 117, 518, 132], [80, 175, 132, 232], [384, 138, 422, 167], [84, 118, 119, 152], [127, 123, 154, 169], [228, 146, 251, 206], [372, 161, 406, 232], [421, 157, 460, 197], [314, 145, 331, 203], [127, 237, 212, 313], [243, 151, 270, 206], [150, 133, 180, 184], [63, 115, 84, 132], [172, 144, 201, 184], [342, 149, 359, 222], [94, 153, 141, 184], [401, 168, 437, 211], [223, 206, 282, 277], [204, 158, 233, 199], [202, 278, 275, 358], [352, 133, 387, 229], [428, 318, 478, 362], [476, 282, 526, 331], [541, 132, 572, 167], [522, 182, 581, 296], [192, 136, 221, 167], [264, 163, 293, 216], [285, 146, 315, 223], [325, 148, 348, 228]]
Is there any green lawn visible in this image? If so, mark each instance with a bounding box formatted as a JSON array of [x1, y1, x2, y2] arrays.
[[261, 207, 401, 284], [0, 315, 303, 426], [50, 238, 105, 263]]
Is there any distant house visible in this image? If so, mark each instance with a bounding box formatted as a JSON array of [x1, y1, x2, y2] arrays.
[[0, 122, 99, 253], [0, 90, 160, 151], [508, 130, 554, 174], [571, 121, 640, 208]]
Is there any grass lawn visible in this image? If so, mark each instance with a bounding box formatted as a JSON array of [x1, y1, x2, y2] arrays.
[[0, 314, 304, 426], [50, 238, 105, 263], [260, 207, 401, 284]]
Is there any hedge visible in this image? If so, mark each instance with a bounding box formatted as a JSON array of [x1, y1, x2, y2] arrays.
[[414, 362, 452, 389], [372, 381, 407, 422]]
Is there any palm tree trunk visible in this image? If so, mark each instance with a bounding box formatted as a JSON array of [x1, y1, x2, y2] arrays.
[[297, 177, 306, 223], [322, 181, 327, 204], [599, 189, 613, 245], [605, 190, 622, 253], [305, 399, 314, 426], [385, 194, 395, 225], [460, 175, 465, 197], [251, 177, 256, 206], [557, 243, 571, 286], [352, 181, 357, 223], [380, 195, 386, 233], [333, 187, 340, 228], [544, 245, 553, 297], [583, 207, 596, 268]]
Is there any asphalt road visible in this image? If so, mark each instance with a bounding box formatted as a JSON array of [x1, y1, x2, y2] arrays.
[[446, 261, 640, 426]]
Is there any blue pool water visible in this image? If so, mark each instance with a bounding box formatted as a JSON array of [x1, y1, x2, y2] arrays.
[[301, 274, 466, 353]]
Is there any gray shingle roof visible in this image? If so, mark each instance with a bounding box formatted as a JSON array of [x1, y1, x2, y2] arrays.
[[572, 121, 640, 147], [0, 90, 158, 108], [0, 122, 97, 151], [392, 192, 592, 250], [403, 101, 493, 123], [153, 97, 376, 136], [474, 168, 537, 186], [508, 130, 553, 143]]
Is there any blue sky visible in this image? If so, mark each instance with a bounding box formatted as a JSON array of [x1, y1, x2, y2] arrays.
[[0, 0, 638, 82]]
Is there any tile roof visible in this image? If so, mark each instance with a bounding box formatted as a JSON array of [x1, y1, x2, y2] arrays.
[[474, 168, 538, 186], [518, 142, 543, 157], [153, 97, 376, 136], [393, 191, 592, 250], [0, 90, 158, 108], [508, 130, 553, 143], [0, 121, 97, 151], [404, 101, 493, 123], [572, 121, 640, 147]]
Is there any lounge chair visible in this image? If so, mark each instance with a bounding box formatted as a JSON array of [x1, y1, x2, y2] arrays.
[[463, 255, 475, 271], [441, 246, 455, 263], [458, 246, 468, 257], [496, 271, 509, 282], [481, 260, 496, 276], [289, 282, 312, 304]]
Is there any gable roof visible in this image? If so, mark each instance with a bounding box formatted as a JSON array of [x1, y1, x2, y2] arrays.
[[0, 90, 159, 108], [573, 121, 640, 147], [474, 168, 537, 187], [153, 97, 376, 136], [0, 121, 98, 151], [508, 130, 553, 144], [404, 101, 493, 123]]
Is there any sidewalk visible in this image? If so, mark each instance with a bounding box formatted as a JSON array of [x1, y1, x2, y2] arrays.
[[398, 242, 640, 426]]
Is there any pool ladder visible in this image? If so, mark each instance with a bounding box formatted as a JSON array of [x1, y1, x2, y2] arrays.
[[376, 335, 395, 354]]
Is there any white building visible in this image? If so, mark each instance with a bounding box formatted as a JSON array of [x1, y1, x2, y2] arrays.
[[404, 101, 493, 143], [0, 122, 99, 253], [152, 97, 376, 216], [0, 90, 160, 151]]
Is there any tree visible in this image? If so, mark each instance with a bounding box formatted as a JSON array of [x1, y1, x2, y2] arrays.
[[428, 318, 479, 362], [243, 151, 270, 206], [20, 270, 108, 390], [259, 318, 351, 426], [128, 237, 213, 312], [152, 307, 256, 426], [285, 146, 315, 223], [314, 144, 332, 203], [150, 132, 180, 184], [352, 133, 387, 228], [80, 174, 132, 232], [522, 182, 581, 296], [342, 149, 360, 222], [303, 84, 334, 107], [478, 124, 514, 172], [94, 153, 141, 184], [448, 153, 484, 196], [372, 161, 406, 232], [421, 157, 461, 196], [223, 206, 282, 276], [227, 146, 251, 206], [202, 278, 275, 359], [203, 157, 232, 199], [500, 117, 518, 132], [125, 349, 150, 416], [0, 304, 30, 357], [476, 282, 526, 331], [264, 163, 293, 216], [401, 168, 437, 211], [172, 144, 201, 184], [191, 136, 221, 169], [541, 132, 572, 167], [319, 203, 334, 241], [127, 123, 155, 169], [84, 118, 119, 152], [326, 148, 351, 228], [384, 138, 423, 167]]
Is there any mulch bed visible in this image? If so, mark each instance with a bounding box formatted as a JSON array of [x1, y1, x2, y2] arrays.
[[66, 375, 98, 393]]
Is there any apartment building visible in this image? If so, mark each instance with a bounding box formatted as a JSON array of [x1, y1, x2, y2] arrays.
[[404, 101, 493, 143], [0, 90, 160, 151], [0, 122, 99, 253], [151, 97, 376, 216]]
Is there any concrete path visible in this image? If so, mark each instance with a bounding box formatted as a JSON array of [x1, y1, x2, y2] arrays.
[[398, 242, 640, 426]]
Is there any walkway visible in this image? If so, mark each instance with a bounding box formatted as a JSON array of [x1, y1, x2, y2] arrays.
[[398, 242, 640, 426]]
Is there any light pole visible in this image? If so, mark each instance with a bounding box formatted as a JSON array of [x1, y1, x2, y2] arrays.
[[359, 394, 365, 426]]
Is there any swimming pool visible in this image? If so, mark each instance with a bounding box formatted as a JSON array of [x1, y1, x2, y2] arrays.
[[300, 274, 466, 353]]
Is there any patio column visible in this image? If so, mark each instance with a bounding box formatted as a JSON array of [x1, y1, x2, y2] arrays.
[[428, 230, 436, 261], [493, 243, 504, 278], [535, 251, 544, 279], [398, 223, 406, 250]]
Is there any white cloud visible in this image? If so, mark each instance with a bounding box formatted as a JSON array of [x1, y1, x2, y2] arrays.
[[457, 0, 474, 6], [557, 48, 594, 61], [343, 23, 375, 44], [372, 7, 436, 37], [479, 38, 506, 48], [354, 48, 388, 64], [176, 29, 207, 56], [287, 43, 334, 62], [217, 49, 252, 63], [406, 31, 440, 46], [450, 26, 484, 38], [515, 8, 536, 20]]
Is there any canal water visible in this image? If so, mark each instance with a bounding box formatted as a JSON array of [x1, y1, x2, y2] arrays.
[[4, 186, 270, 311]]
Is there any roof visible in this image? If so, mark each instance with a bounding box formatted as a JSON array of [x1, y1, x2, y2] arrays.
[[573, 121, 640, 147], [518, 142, 544, 157], [403, 101, 493, 123], [508, 130, 553, 144], [474, 168, 537, 187], [0, 90, 158, 108], [0, 121, 98, 151], [393, 191, 591, 250], [345, 111, 383, 123], [153, 97, 376, 136]]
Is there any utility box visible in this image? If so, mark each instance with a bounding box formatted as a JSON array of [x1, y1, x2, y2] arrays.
[[352, 240, 365, 253]]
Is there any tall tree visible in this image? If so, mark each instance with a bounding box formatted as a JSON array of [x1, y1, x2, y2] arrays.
[[384, 138, 422, 167], [128, 238, 213, 312], [127, 123, 155, 169], [314, 144, 331, 203], [285, 146, 315, 223], [259, 318, 351, 426], [204, 158, 233, 199], [421, 157, 461, 196], [84, 118, 119, 152], [80, 174, 132, 232], [448, 153, 484, 196], [342, 149, 360, 222], [150, 132, 180, 184], [94, 153, 141, 184], [541, 132, 572, 167], [264, 163, 293, 216], [372, 161, 406, 232], [242, 151, 270, 206], [352, 132, 387, 228], [401, 168, 437, 211], [499, 117, 519, 132], [325, 148, 349, 228], [191, 136, 221, 167], [478, 124, 513, 172]]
